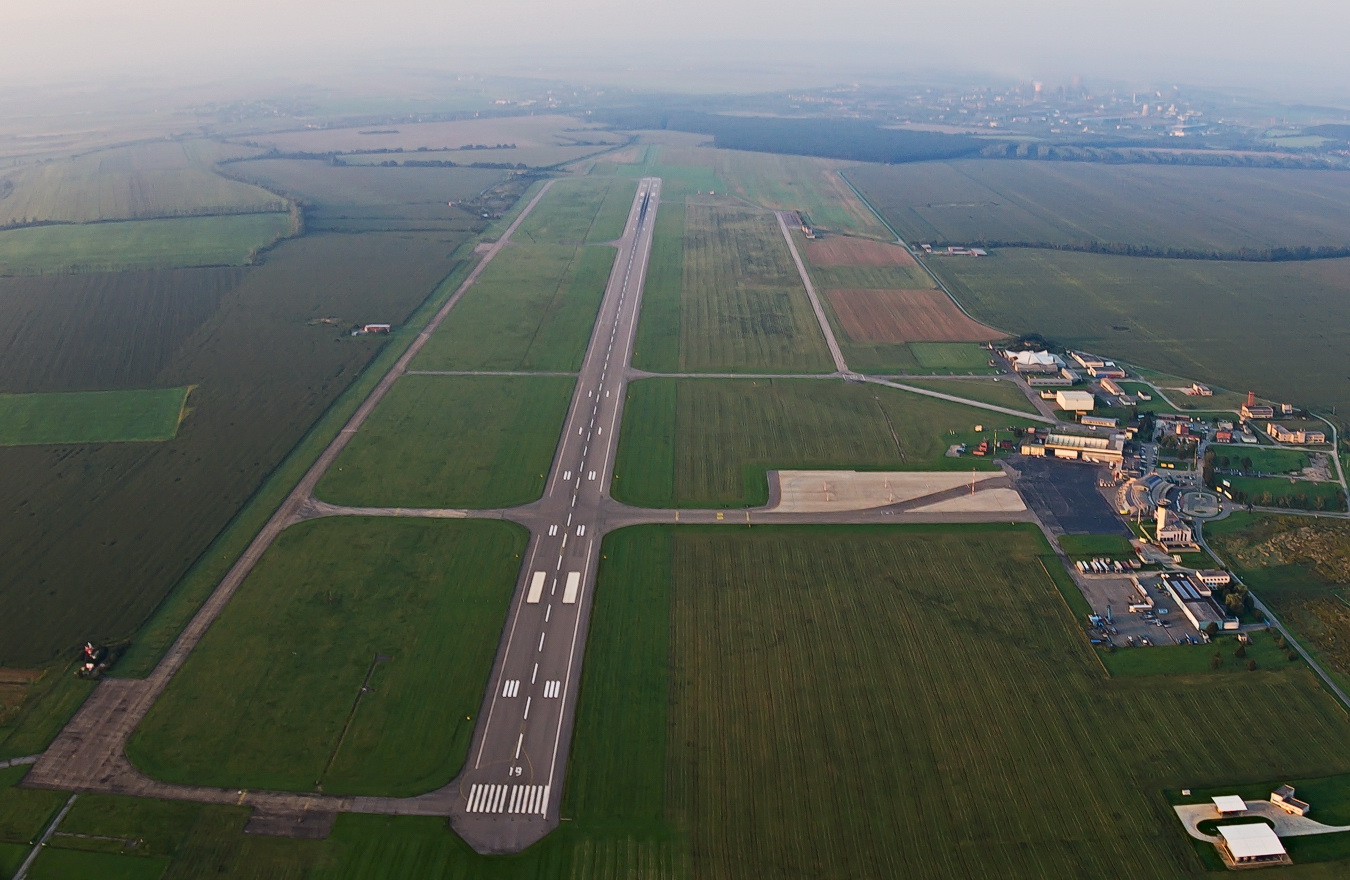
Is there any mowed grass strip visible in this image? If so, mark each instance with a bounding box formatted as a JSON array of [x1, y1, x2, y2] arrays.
[[612, 378, 1036, 507], [630, 197, 685, 371], [0, 213, 292, 275], [514, 177, 637, 244], [0, 387, 189, 445], [128, 517, 525, 796], [414, 244, 613, 372], [316, 375, 573, 509], [902, 377, 1039, 412], [571, 523, 1350, 878], [676, 203, 833, 373]]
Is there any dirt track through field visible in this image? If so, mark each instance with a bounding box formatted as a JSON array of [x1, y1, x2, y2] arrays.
[[826, 288, 1003, 343]]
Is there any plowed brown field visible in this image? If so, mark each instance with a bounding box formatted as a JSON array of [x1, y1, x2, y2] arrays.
[[805, 237, 917, 267], [826, 288, 1002, 342]]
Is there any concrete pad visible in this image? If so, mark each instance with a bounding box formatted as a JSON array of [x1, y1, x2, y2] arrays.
[[770, 470, 1001, 513], [1174, 801, 1350, 842], [908, 487, 1027, 513]]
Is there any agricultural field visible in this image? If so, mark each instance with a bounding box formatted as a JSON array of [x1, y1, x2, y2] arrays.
[[648, 144, 892, 238], [513, 177, 637, 244], [340, 143, 610, 168], [628, 197, 685, 370], [901, 377, 1040, 412], [129, 517, 525, 795], [0, 230, 466, 667], [413, 244, 613, 371], [0, 139, 285, 225], [808, 260, 936, 291], [228, 159, 507, 234], [633, 201, 834, 373], [247, 115, 622, 155], [611, 378, 1037, 507], [315, 375, 574, 509], [931, 249, 1350, 427], [0, 387, 189, 446], [849, 160, 1350, 252], [824, 289, 1002, 344], [1208, 514, 1350, 694], [0, 213, 292, 275]]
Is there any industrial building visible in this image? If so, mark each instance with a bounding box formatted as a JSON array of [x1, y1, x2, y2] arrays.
[[1271, 785, 1311, 817], [1241, 391, 1274, 421], [1027, 368, 1080, 387], [1020, 431, 1124, 465], [1266, 422, 1327, 444], [1216, 823, 1289, 867], [1087, 363, 1127, 379], [1081, 415, 1118, 428], [1055, 390, 1096, 412], [1160, 571, 1238, 631], [1008, 350, 1065, 373]]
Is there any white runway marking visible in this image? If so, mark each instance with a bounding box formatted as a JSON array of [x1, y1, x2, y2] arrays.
[[502, 679, 520, 698], [538, 632, 546, 651], [547, 524, 558, 537], [544, 680, 561, 698], [523, 696, 532, 719], [563, 571, 581, 604], [532, 663, 539, 683], [576, 524, 586, 537], [515, 734, 524, 759], [562, 471, 572, 481], [526, 571, 546, 604]]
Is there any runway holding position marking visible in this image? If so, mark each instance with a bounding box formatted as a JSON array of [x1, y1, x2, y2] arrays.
[[449, 178, 662, 854]]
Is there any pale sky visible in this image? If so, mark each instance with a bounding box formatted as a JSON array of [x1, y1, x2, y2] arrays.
[[6, 0, 1348, 98]]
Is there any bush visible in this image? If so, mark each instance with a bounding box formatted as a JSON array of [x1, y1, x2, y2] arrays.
[[1235, 644, 1247, 659], [1246, 659, 1258, 671]]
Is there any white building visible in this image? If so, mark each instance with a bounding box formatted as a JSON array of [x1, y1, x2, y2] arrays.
[[1055, 390, 1096, 412]]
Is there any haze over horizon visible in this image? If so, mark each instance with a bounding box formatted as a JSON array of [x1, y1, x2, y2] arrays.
[[7, 0, 1349, 103]]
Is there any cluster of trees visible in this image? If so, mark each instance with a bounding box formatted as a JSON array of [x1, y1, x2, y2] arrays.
[[941, 238, 1350, 263], [979, 142, 1348, 170]]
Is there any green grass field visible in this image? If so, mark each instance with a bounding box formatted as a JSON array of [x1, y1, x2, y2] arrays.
[[1057, 533, 1135, 558], [629, 197, 685, 370], [1101, 631, 1301, 677], [0, 213, 292, 275], [568, 523, 1350, 878], [0, 764, 66, 845], [26, 848, 170, 880], [931, 249, 1350, 427], [0, 387, 189, 446], [899, 377, 1038, 412], [414, 244, 613, 372], [1212, 446, 1312, 475], [1224, 476, 1346, 511], [0, 139, 285, 225], [128, 517, 524, 795], [633, 201, 834, 373], [906, 341, 995, 371], [849, 160, 1350, 252], [513, 177, 637, 244], [315, 375, 572, 509], [1207, 514, 1350, 694], [612, 378, 1036, 507]]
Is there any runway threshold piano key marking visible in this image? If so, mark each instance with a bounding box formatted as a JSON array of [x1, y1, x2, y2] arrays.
[[465, 783, 550, 816]]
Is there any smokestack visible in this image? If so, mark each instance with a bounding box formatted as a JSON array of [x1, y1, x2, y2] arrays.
[[1246, 390, 1256, 407]]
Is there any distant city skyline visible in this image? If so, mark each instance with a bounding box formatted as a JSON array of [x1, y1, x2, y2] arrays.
[[6, 0, 1349, 103]]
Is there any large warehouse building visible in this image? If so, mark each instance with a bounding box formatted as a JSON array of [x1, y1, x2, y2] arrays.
[[1020, 431, 1125, 465]]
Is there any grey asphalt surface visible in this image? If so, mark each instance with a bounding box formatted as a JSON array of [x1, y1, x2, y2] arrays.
[[1006, 455, 1132, 536]]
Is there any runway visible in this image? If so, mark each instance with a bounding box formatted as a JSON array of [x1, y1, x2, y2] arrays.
[[448, 178, 662, 853]]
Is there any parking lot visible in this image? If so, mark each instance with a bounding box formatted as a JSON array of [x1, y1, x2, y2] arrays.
[[1077, 573, 1201, 646]]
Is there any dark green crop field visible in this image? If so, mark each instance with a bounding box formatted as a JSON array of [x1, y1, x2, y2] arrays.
[[413, 243, 613, 372], [931, 249, 1350, 426], [231, 159, 507, 234], [0, 387, 189, 445], [0, 213, 292, 275], [612, 378, 1036, 507], [633, 201, 833, 373], [0, 232, 464, 667], [129, 517, 524, 796], [316, 375, 574, 508], [849, 160, 1350, 252]]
